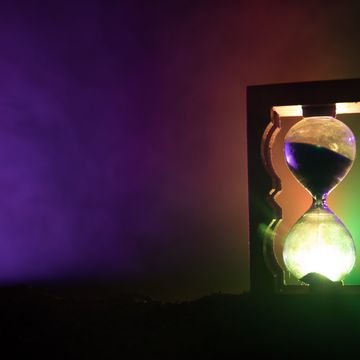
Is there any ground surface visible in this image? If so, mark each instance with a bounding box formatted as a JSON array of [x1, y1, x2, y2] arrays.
[[1, 285, 359, 357]]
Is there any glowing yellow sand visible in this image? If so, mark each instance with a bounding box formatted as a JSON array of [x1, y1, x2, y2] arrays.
[[283, 206, 356, 282]]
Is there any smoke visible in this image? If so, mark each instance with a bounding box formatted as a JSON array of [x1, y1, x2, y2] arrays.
[[0, 0, 359, 299]]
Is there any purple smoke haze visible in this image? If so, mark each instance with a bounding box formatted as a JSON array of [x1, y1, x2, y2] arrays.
[[0, 1, 149, 281], [0, 1, 360, 300]]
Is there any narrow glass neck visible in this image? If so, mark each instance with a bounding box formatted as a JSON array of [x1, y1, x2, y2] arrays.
[[312, 194, 328, 209]]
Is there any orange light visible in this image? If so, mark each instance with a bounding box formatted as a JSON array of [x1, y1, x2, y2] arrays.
[[273, 102, 360, 117]]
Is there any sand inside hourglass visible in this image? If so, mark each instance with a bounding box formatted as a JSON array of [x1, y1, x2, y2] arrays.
[[282, 113, 356, 283], [284, 142, 353, 196]]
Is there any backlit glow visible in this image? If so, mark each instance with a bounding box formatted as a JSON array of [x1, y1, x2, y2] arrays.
[[273, 102, 360, 117], [283, 207, 356, 282]]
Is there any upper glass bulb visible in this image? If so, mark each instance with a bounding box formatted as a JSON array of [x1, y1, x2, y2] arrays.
[[284, 116, 356, 197]]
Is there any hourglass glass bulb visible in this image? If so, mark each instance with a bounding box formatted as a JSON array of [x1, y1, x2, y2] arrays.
[[283, 203, 355, 282], [282, 104, 356, 283]]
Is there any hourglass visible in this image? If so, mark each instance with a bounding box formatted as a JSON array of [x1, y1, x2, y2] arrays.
[[283, 104, 356, 285], [247, 78, 360, 293]]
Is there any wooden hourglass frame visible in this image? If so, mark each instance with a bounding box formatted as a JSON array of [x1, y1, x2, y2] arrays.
[[247, 78, 360, 294]]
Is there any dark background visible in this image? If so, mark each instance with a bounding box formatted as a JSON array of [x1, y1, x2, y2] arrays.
[[1, 0, 360, 301]]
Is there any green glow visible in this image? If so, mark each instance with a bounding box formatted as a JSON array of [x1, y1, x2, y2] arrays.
[[328, 114, 360, 284], [283, 206, 356, 281]]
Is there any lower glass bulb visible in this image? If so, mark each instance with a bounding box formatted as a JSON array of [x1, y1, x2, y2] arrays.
[[283, 206, 356, 282]]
